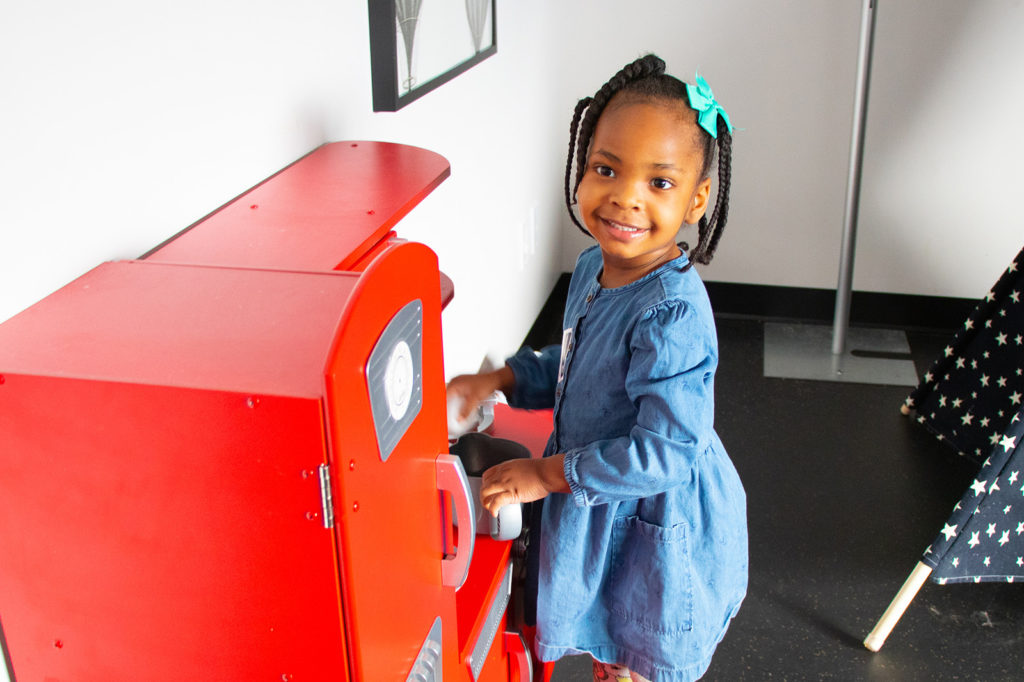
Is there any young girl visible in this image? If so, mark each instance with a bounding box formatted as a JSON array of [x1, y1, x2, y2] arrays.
[[447, 54, 747, 682]]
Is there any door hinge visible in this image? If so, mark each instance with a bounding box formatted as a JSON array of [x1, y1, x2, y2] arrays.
[[318, 464, 335, 529]]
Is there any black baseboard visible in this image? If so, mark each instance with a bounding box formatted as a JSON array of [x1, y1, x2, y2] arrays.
[[704, 281, 975, 331], [523, 274, 975, 348]]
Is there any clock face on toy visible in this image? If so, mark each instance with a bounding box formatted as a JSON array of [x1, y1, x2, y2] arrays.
[[385, 340, 414, 421], [365, 299, 423, 462]]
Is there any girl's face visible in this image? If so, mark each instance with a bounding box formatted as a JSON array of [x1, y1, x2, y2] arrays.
[[576, 98, 711, 288]]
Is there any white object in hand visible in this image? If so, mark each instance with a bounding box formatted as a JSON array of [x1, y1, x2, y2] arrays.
[[447, 395, 482, 439]]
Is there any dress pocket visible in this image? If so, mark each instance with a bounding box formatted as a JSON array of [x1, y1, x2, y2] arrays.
[[607, 515, 693, 634]]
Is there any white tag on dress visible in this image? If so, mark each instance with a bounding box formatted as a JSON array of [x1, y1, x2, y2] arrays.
[[557, 327, 573, 384]]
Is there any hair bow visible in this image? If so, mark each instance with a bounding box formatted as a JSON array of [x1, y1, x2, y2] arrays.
[[685, 74, 733, 139]]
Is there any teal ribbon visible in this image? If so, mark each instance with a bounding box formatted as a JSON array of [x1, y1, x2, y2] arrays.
[[685, 74, 733, 139]]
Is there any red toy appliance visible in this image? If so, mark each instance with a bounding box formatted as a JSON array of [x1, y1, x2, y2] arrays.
[[0, 143, 534, 681]]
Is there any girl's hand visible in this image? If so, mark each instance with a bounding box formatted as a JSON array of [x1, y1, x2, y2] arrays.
[[480, 455, 570, 517], [446, 366, 516, 420]]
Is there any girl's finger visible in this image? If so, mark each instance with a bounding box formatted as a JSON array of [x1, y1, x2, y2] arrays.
[[479, 475, 507, 501], [480, 462, 506, 487], [482, 490, 513, 517]]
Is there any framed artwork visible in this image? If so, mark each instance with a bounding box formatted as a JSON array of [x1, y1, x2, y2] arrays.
[[368, 0, 497, 112]]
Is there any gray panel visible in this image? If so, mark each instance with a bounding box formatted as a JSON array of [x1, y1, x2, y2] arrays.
[[406, 616, 443, 682], [366, 300, 424, 461], [763, 322, 919, 386], [468, 560, 512, 680]]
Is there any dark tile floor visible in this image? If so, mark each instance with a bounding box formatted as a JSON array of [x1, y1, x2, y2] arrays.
[[539, 315, 1024, 681]]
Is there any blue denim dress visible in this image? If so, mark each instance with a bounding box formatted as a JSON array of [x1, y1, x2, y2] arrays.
[[506, 246, 747, 681]]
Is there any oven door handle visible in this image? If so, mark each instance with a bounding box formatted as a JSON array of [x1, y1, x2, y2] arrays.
[[436, 453, 475, 590]]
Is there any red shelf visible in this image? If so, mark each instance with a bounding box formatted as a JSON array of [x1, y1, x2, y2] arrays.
[[146, 141, 450, 273]]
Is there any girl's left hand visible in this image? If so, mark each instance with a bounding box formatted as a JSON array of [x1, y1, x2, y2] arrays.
[[480, 455, 570, 517]]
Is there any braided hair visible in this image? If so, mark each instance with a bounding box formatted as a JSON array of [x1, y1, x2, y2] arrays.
[[564, 54, 733, 266]]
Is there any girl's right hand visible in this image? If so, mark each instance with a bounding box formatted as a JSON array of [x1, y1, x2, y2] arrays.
[[445, 366, 516, 420]]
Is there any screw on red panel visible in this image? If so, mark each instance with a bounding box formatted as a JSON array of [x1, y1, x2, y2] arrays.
[[352, 502, 359, 512], [350, 143, 358, 147], [250, 204, 259, 210], [367, 209, 375, 215], [305, 511, 319, 522], [349, 460, 356, 471], [246, 396, 259, 408], [53, 639, 63, 649], [0, 375, 5, 385]]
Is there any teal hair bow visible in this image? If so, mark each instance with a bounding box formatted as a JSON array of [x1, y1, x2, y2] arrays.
[[685, 74, 733, 139]]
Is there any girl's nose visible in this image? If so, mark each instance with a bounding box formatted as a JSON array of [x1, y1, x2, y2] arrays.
[[610, 178, 643, 210]]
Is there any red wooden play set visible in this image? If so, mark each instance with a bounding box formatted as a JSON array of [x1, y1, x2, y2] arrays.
[[0, 142, 554, 681]]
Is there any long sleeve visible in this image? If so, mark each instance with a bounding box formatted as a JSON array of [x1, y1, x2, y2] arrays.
[[504, 343, 562, 409], [562, 300, 717, 506]]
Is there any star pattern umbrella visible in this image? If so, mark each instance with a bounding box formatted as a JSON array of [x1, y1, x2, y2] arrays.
[[923, 409, 1023, 584], [865, 244, 1023, 652], [905, 245, 1024, 464]]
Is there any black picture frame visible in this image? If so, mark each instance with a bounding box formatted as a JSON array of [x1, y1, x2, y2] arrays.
[[368, 0, 497, 112]]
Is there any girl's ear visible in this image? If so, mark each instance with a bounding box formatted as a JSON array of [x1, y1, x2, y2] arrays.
[[685, 177, 712, 224]]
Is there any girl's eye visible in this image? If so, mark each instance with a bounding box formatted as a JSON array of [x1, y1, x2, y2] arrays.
[[594, 165, 614, 177], [651, 177, 674, 190]]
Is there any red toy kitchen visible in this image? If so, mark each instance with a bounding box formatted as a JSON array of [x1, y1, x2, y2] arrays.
[[0, 142, 549, 681]]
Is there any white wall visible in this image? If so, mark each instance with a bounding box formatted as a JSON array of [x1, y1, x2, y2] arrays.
[[856, 1, 1024, 297], [0, 0, 564, 381], [554, 1, 1023, 299]]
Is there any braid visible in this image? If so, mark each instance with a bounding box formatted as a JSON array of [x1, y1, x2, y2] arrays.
[[691, 121, 732, 265], [565, 55, 667, 235], [563, 53, 734, 266], [564, 96, 593, 235]]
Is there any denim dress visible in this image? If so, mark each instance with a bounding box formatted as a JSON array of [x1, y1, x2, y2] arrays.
[[506, 246, 747, 681]]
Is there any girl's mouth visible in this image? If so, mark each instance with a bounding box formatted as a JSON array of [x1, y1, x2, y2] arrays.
[[602, 217, 649, 240]]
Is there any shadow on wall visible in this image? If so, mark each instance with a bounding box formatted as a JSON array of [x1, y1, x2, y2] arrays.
[[860, 2, 1022, 295], [869, 2, 973, 142]]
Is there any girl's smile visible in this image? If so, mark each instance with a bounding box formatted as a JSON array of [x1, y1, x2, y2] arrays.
[[576, 97, 711, 288], [600, 216, 649, 240]]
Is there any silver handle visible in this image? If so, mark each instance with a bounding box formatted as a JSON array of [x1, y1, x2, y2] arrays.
[[435, 454, 475, 590]]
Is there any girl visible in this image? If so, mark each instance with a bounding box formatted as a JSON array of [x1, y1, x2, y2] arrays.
[[447, 54, 747, 681]]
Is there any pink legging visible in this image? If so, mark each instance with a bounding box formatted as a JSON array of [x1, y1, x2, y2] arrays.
[[591, 659, 652, 682]]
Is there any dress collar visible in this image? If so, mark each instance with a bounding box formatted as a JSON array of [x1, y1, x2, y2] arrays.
[[594, 251, 691, 294]]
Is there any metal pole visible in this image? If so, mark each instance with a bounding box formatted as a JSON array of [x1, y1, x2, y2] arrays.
[[832, 0, 877, 356]]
